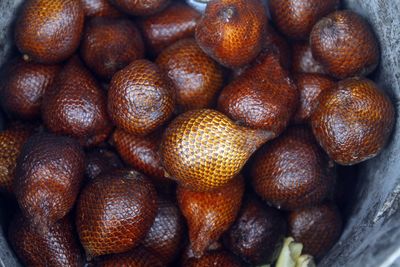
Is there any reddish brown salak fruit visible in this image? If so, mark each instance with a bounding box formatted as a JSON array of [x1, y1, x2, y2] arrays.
[[108, 59, 175, 136], [288, 203, 342, 259], [0, 60, 60, 120], [265, 23, 291, 69], [291, 41, 326, 74], [185, 250, 243, 267], [85, 148, 123, 180], [156, 38, 224, 112], [224, 197, 286, 265], [177, 176, 244, 257], [9, 213, 83, 267], [218, 48, 298, 137], [251, 126, 335, 210], [14, 133, 85, 228], [81, 17, 145, 80], [142, 196, 185, 264], [310, 10, 380, 79], [96, 246, 165, 267], [76, 169, 157, 257], [292, 73, 336, 124], [138, 3, 201, 55], [42, 57, 112, 147], [269, 0, 340, 40], [195, 0, 267, 68], [311, 77, 395, 165], [15, 0, 84, 64], [112, 0, 170, 16], [81, 0, 122, 17]]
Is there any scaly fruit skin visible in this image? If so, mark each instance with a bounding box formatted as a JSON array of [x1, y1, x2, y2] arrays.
[[9, 214, 83, 267], [42, 57, 112, 147], [195, 0, 267, 68], [311, 78, 394, 165], [96, 246, 165, 267], [264, 23, 291, 69], [81, 0, 122, 18], [185, 250, 243, 267], [138, 3, 201, 55], [156, 38, 224, 113], [251, 126, 335, 210], [81, 17, 145, 80], [269, 0, 340, 40], [177, 176, 244, 257], [108, 59, 175, 136], [14, 133, 85, 227], [288, 203, 342, 259], [112, 0, 170, 16], [85, 148, 123, 180], [161, 109, 273, 191], [0, 60, 60, 120], [76, 169, 157, 257], [291, 41, 326, 74], [15, 0, 84, 64], [310, 10, 380, 79]]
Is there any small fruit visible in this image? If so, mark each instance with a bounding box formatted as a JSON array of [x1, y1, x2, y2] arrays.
[[186, 250, 243, 267], [108, 59, 175, 136], [85, 148, 123, 180], [81, 0, 122, 18], [96, 246, 165, 267], [80, 17, 145, 80], [291, 41, 326, 74], [161, 109, 273, 191], [310, 10, 380, 79], [111, 0, 170, 16], [251, 126, 335, 210], [156, 38, 224, 112], [76, 169, 157, 257], [177, 176, 244, 257], [196, 0, 267, 68], [311, 77, 395, 165], [15, 0, 84, 63]]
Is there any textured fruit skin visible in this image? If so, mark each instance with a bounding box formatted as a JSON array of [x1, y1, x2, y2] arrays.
[[0, 124, 32, 193], [9, 214, 83, 267], [185, 250, 243, 267], [269, 0, 339, 40], [293, 73, 336, 124], [224, 197, 286, 265], [42, 57, 112, 147], [108, 59, 175, 136], [138, 3, 201, 55], [291, 41, 326, 74], [288, 203, 342, 259], [15, 0, 84, 64], [0, 60, 60, 120], [251, 126, 335, 210], [161, 109, 273, 191], [85, 148, 123, 180], [195, 0, 267, 68], [142, 197, 185, 264], [265, 23, 291, 69], [81, 0, 122, 17], [311, 77, 395, 165], [310, 10, 380, 79], [81, 17, 145, 80], [96, 246, 165, 267], [112, 0, 170, 16], [218, 49, 298, 136], [156, 38, 224, 112], [76, 169, 157, 257], [177, 176, 244, 257]]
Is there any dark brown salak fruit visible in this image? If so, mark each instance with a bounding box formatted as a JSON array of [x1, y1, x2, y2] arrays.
[[42, 57, 112, 147], [177, 176, 244, 257], [156, 38, 224, 112], [161, 109, 273, 191], [142, 196, 185, 264], [224, 197, 287, 265], [0, 60, 60, 120], [95, 246, 165, 267], [111, 0, 170, 16], [76, 169, 157, 257], [108, 59, 175, 136], [85, 148, 123, 180], [81, 0, 122, 17], [288, 203, 342, 259], [265, 23, 292, 69], [81, 17, 145, 80], [291, 41, 327, 74], [185, 250, 243, 267], [14, 0, 84, 64], [251, 126, 336, 210], [138, 3, 201, 55], [310, 10, 380, 79], [292, 73, 336, 124], [217, 49, 298, 137], [0, 123, 33, 193], [14, 133, 85, 227], [195, 0, 267, 68], [269, 0, 340, 40], [311, 77, 395, 165], [9, 213, 83, 267]]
